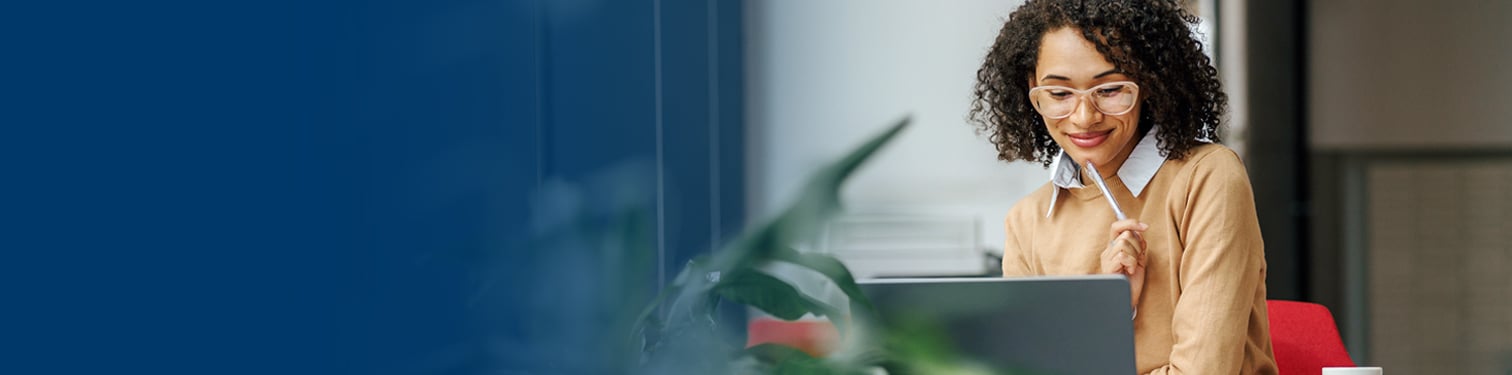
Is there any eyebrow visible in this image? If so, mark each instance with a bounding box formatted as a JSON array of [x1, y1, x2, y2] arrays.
[[1040, 69, 1123, 82]]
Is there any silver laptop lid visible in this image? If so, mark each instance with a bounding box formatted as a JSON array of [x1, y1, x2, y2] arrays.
[[858, 275, 1136, 375]]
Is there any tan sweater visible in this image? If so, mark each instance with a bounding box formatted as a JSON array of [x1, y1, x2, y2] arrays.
[[1001, 143, 1278, 374]]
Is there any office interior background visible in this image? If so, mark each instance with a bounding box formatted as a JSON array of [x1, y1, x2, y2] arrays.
[[6, 0, 1510, 373], [508, 0, 1511, 373]]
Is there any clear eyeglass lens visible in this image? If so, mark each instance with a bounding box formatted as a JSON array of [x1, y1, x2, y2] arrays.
[[1031, 83, 1137, 118]]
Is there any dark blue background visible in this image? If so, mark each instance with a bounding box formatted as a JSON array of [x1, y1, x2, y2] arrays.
[[3, 0, 743, 373]]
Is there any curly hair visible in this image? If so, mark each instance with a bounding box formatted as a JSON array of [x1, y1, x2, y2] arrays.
[[968, 0, 1226, 166]]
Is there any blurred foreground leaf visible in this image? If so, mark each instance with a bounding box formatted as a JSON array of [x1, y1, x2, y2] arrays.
[[713, 271, 845, 322], [746, 343, 860, 375], [635, 116, 911, 374]]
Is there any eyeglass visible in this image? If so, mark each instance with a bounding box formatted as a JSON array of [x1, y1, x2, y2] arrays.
[[1027, 81, 1140, 119]]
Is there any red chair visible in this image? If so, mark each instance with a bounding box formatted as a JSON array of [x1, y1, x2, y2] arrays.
[[745, 318, 839, 357], [1266, 300, 1356, 374]]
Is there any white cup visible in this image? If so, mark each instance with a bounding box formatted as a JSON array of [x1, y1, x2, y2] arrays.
[[1322, 367, 1382, 375]]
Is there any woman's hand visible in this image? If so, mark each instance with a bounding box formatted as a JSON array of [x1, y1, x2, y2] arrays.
[[1101, 219, 1148, 310]]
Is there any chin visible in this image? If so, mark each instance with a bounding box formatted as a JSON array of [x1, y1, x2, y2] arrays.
[[1068, 151, 1108, 167], [1089, 153, 1114, 166]]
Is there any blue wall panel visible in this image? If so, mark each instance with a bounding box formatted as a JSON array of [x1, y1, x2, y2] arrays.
[[3, 0, 740, 374]]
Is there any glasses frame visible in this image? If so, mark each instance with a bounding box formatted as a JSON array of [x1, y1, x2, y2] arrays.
[[1027, 81, 1141, 119]]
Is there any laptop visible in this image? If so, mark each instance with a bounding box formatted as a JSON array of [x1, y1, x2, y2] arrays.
[[858, 275, 1136, 375]]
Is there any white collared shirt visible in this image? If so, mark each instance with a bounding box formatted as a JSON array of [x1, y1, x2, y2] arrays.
[[1045, 128, 1168, 218]]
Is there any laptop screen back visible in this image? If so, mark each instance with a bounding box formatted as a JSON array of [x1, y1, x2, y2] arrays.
[[858, 275, 1136, 375]]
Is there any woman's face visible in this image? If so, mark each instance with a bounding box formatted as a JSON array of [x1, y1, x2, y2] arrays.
[[1031, 27, 1142, 173]]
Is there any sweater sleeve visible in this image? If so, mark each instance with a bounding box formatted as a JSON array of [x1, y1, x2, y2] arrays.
[[1145, 149, 1266, 375], [1001, 199, 1035, 277]]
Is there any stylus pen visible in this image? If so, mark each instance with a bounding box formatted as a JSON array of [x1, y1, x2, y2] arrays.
[[1087, 161, 1142, 321], [1084, 161, 1127, 221]]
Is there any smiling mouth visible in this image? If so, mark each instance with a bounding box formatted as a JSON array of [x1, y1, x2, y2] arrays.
[[1067, 130, 1112, 148]]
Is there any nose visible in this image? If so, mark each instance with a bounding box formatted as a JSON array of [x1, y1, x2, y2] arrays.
[[1067, 94, 1102, 129]]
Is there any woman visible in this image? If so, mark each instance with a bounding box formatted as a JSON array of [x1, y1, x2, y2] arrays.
[[968, 0, 1277, 374]]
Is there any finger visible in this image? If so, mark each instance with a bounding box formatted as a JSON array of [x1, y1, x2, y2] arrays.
[[1108, 219, 1148, 234], [1113, 231, 1139, 253], [1101, 236, 1123, 258], [1108, 253, 1130, 274], [1107, 219, 1149, 242], [1138, 237, 1148, 264], [1116, 252, 1138, 275], [1113, 233, 1145, 267], [1106, 251, 1130, 273]]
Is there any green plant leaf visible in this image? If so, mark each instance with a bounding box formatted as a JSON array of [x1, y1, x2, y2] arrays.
[[769, 116, 911, 251], [767, 251, 888, 363], [745, 343, 870, 375], [634, 116, 912, 373], [772, 251, 876, 316], [634, 256, 716, 355], [713, 270, 845, 322], [745, 343, 818, 363], [708, 116, 911, 272]]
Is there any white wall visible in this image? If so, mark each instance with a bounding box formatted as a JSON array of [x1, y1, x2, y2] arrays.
[[745, 0, 1041, 267]]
